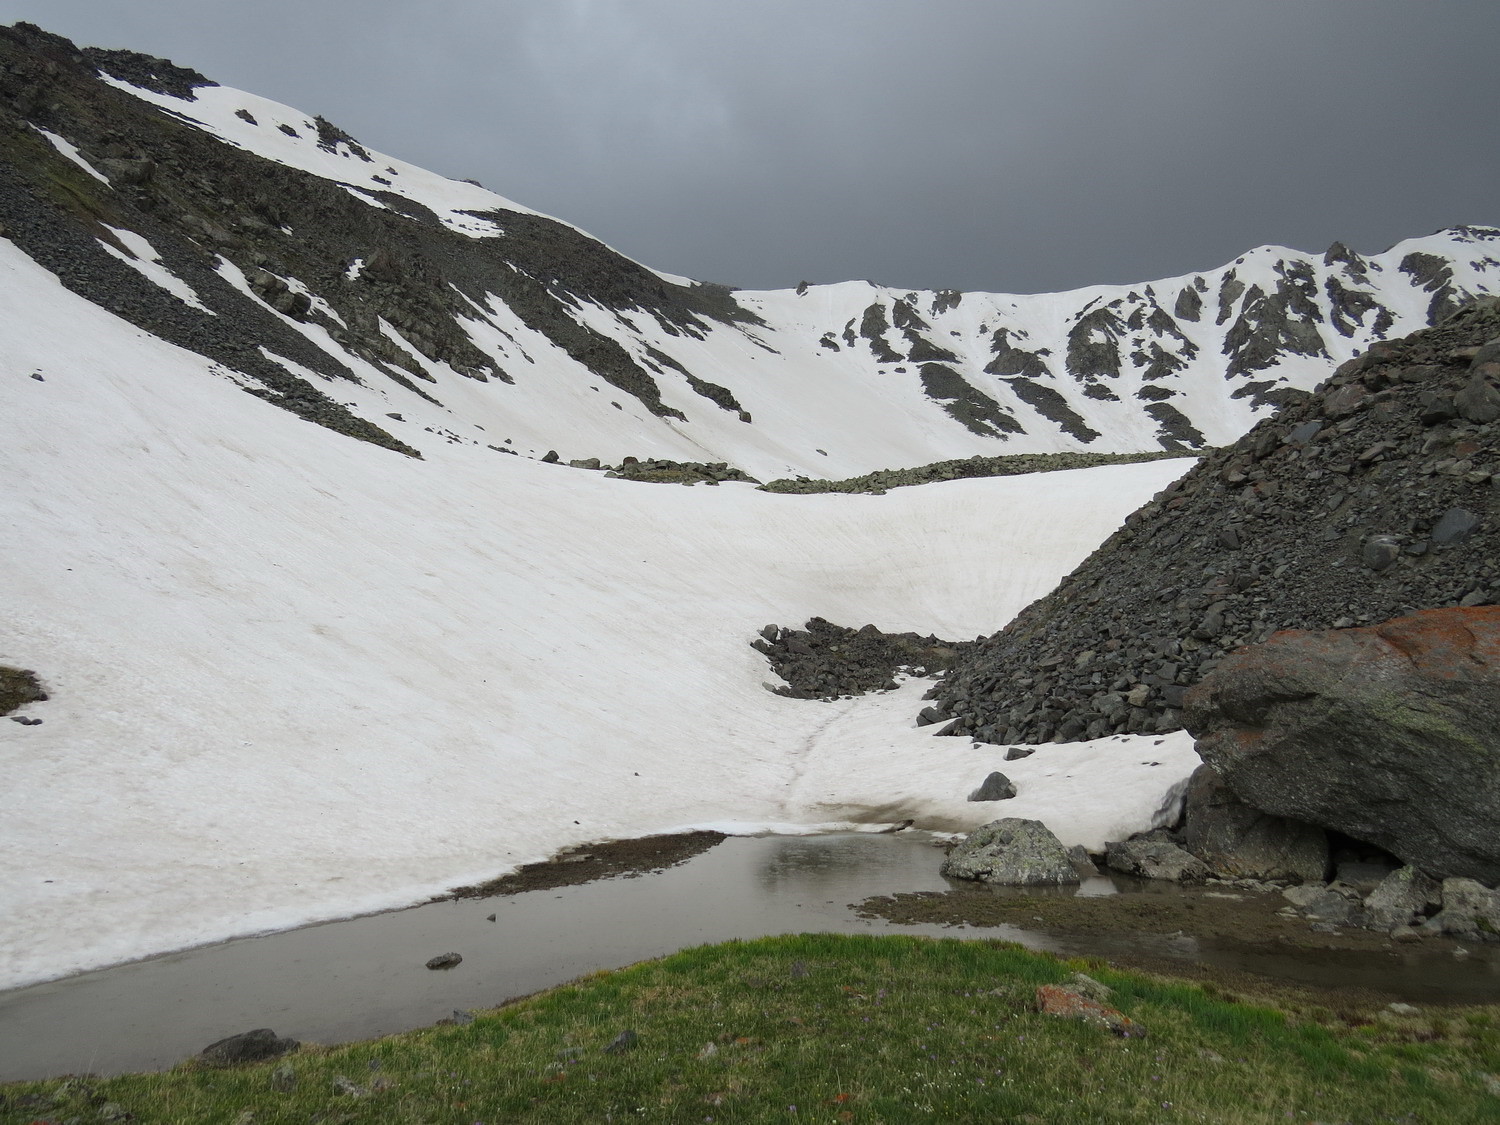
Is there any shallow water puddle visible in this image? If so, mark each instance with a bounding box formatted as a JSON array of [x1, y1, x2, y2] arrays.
[[2, 832, 1497, 1080]]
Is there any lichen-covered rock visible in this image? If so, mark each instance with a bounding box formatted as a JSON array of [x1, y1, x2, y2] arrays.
[[1185, 606, 1500, 883], [940, 818, 1079, 886], [1035, 984, 1143, 1037], [1179, 764, 1329, 883]]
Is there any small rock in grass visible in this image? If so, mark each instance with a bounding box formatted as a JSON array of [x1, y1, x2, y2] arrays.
[[603, 1029, 639, 1054], [1035, 984, 1144, 1037], [332, 1075, 368, 1097], [1066, 972, 1112, 1002], [199, 1028, 299, 1066], [270, 1063, 297, 1091]]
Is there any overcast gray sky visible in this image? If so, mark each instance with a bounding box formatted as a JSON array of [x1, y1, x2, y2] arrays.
[[4, 0, 1498, 293]]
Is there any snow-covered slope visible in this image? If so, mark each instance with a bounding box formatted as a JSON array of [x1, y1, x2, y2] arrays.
[[0, 233, 1198, 988]]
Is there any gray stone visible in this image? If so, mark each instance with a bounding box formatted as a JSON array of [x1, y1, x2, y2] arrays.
[[603, 1029, 640, 1054], [1180, 765, 1329, 883], [940, 818, 1079, 886], [1283, 884, 1362, 926], [1185, 607, 1500, 884], [1424, 878, 1500, 941], [1455, 371, 1500, 424], [1431, 508, 1480, 546], [1067, 844, 1100, 877], [1105, 834, 1209, 883], [332, 1076, 368, 1097], [1364, 866, 1443, 932], [1334, 857, 1399, 894], [199, 1028, 299, 1066], [425, 952, 462, 970], [967, 771, 1017, 802], [1361, 535, 1401, 571]]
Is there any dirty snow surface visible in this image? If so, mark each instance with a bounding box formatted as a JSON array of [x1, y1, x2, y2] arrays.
[[0, 239, 1198, 989]]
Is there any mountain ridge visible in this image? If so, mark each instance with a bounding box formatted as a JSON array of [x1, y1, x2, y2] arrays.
[[2, 21, 1497, 479]]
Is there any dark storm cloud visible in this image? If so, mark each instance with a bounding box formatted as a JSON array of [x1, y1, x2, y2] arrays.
[[4, 0, 1498, 293]]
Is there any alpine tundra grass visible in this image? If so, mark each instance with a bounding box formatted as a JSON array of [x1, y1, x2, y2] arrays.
[[4, 934, 1497, 1123]]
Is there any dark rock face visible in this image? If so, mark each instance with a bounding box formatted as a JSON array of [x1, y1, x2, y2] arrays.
[[1184, 606, 1500, 883], [199, 1028, 299, 1065], [940, 818, 1079, 885], [931, 302, 1500, 747], [1179, 765, 1329, 883]]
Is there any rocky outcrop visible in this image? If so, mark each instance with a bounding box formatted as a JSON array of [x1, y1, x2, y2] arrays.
[[1184, 606, 1500, 884], [940, 818, 1079, 886], [929, 301, 1500, 747]]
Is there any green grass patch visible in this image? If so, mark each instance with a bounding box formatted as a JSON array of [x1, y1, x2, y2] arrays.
[[4, 933, 1497, 1123]]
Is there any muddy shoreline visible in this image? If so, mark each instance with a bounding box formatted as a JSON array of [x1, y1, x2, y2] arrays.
[[856, 881, 1485, 1011], [453, 830, 1490, 1012], [447, 830, 729, 897]]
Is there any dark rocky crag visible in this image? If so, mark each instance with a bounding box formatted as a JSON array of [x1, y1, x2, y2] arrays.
[[929, 299, 1500, 745]]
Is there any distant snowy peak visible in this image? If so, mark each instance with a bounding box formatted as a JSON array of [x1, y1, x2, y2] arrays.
[[1, 21, 1497, 477]]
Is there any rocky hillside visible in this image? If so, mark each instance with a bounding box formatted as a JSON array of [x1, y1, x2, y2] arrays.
[[2, 21, 1498, 479], [927, 299, 1500, 746]]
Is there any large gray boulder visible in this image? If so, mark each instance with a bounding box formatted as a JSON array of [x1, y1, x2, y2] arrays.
[[1179, 765, 1329, 883], [1364, 866, 1443, 932], [941, 818, 1079, 886], [1184, 607, 1500, 884], [1105, 832, 1209, 883], [1422, 878, 1500, 941]]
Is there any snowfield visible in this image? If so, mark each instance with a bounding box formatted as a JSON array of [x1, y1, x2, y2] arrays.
[[0, 238, 1202, 989]]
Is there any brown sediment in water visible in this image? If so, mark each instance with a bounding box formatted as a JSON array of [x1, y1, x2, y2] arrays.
[[855, 882, 1478, 1012], [447, 830, 728, 898]]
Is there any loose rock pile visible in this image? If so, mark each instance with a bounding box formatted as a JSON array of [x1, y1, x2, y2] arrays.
[[753, 617, 970, 700], [599, 457, 759, 485], [929, 300, 1500, 745], [757, 449, 1192, 495]]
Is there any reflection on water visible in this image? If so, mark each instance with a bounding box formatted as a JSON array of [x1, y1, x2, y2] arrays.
[[1, 832, 1496, 1082]]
